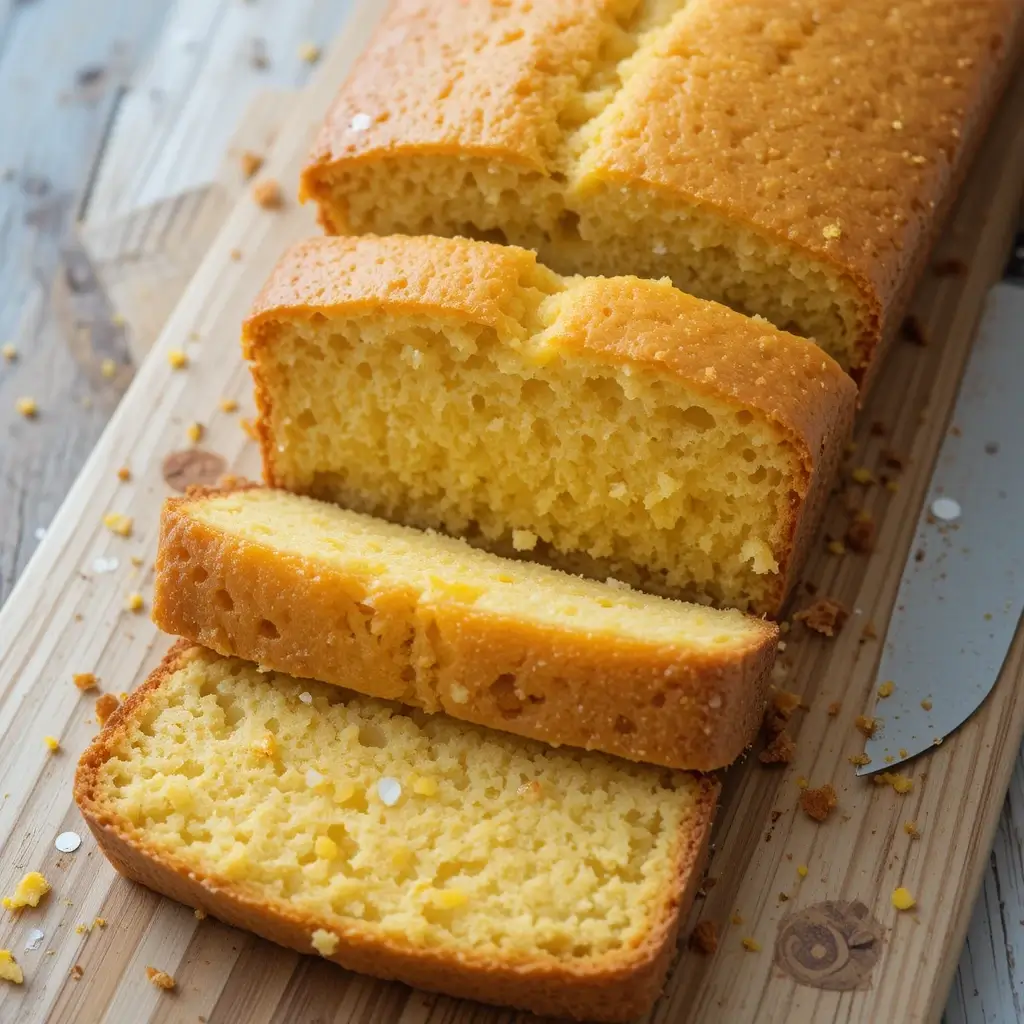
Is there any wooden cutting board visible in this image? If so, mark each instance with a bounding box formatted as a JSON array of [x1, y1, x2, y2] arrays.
[[2, 2, 1024, 1020]]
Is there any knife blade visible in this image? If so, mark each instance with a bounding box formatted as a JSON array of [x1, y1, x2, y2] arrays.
[[857, 279, 1024, 776]]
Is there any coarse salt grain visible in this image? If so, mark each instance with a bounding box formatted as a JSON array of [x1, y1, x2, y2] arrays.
[[24, 929, 45, 952], [54, 832, 82, 854], [377, 777, 402, 806], [298, 692, 313, 705], [930, 497, 961, 521], [92, 556, 119, 574], [350, 113, 372, 132], [305, 769, 325, 788]]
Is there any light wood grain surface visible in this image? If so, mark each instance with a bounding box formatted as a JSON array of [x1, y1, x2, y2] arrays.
[[2, 3, 1024, 1023]]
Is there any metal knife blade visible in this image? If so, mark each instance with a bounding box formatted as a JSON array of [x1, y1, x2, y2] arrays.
[[857, 280, 1024, 776]]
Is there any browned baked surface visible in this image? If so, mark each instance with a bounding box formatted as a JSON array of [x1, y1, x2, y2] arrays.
[[242, 234, 856, 616], [152, 484, 778, 771], [74, 643, 719, 1022], [300, 0, 1023, 379]]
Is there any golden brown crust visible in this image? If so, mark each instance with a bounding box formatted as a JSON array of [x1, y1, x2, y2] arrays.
[[300, 0, 1024, 376], [74, 644, 719, 1022], [242, 235, 856, 615], [153, 485, 778, 771]]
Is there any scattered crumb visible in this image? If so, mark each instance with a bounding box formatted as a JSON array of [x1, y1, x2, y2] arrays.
[[730, 912, 743, 926], [146, 966, 176, 991], [73, 672, 98, 691], [827, 701, 841, 717], [240, 417, 259, 440], [74, 924, 87, 935], [794, 597, 849, 637], [194, 908, 207, 920], [845, 512, 876, 554], [93, 918, 106, 929], [218, 397, 238, 413], [800, 784, 838, 822], [796, 777, 809, 789], [855, 715, 877, 738], [875, 772, 914, 794], [689, 920, 718, 955], [95, 693, 120, 726], [878, 681, 895, 699], [848, 753, 871, 766], [885, 480, 899, 493], [100, 358, 117, 379], [70, 963, 84, 981], [111, 313, 126, 328], [298, 42, 321, 63], [759, 730, 796, 765], [229, 248, 242, 262], [850, 467, 875, 485], [15, 396, 38, 418], [0, 950, 24, 984], [771, 690, 803, 717], [43, 736, 60, 753], [2, 872, 50, 910], [826, 539, 846, 556], [797, 865, 809, 878], [117, 466, 131, 482], [921, 699, 933, 711], [131, 555, 144, 568], [741, 937, 762, 952], [252, 179, 283, 210], [103, 512, 133, 537], [1, 343, 16, 362], [891, 887, 915, 911], [904, 821, 921, 839], [860, 621, 878, 641], [778, 892, 790, 902], [186, 422, 204, 444], [124, 592, 145, 613], [882, 449, 905, 471], [311, 929, 339, 957], [239, 150, 263, 179], [167, 349, 188, 370]]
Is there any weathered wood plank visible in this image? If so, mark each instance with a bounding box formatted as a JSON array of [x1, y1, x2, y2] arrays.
[[0, 0, 172, 606]]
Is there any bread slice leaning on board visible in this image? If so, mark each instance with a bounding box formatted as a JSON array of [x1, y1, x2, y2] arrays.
[[75, 644, 718, 1023], [298, 0, 1024, 384], [152, 484, 778, 771], [243, 234, 857, 618]]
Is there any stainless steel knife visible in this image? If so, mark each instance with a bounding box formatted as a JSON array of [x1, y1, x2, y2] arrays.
[[857, 277, 1024, 776]]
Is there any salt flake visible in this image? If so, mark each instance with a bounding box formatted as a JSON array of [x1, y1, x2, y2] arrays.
[[350, 113, 372, 132], [377, 777, 402, 806], [55, 831, 82, 853], [930, 497, 961, 521], [24, 928, 45, 952], [298, 692, 313, 705]]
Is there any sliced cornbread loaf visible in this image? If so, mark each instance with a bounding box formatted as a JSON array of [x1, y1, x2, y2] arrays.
[[75, 644, 718, 1022], [243, 234, 856, 616], [153, 485, 778, 771], [299, 0, 1022, 381]]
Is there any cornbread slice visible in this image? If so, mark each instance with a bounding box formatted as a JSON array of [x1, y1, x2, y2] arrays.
[[153, 485, 778, 771], [75, 644, 718, 1022], [299, 0, 1022, 381], [244, 234, 856, 616]]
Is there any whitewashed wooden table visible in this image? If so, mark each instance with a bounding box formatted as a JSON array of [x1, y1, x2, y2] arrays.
[[0, 1, 1022, 1020]]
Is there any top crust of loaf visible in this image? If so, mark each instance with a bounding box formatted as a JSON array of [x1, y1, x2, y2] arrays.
[[244, 233, 856, 487], [301, 0, 1023, 373]]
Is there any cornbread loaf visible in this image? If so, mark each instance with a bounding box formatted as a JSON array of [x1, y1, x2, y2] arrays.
[[75, 644, 718, 1022], [299, 0, 1023, 381], [243, 234, 856, 616], [153, 485, 778, 771]]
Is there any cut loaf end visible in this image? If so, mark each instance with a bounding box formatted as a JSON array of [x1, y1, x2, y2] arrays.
[[154, 485, 777, 771], [244, 234, 856, 617], [75, 644, 718, 1022]]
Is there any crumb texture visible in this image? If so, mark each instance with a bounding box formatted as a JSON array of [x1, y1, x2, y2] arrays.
[[91, 649, 703, 962], [302, 0, 1021, 371], [247, 236, 855, 614]]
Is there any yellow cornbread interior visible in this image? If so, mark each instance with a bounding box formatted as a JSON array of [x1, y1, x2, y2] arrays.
[[255, 299, 798, 612], [96, 649, 699, 961], [306, 0, 864, 369], [191, 489, 767, 650]]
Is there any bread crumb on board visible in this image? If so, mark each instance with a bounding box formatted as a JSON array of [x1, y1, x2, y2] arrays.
[[794, 597, 849, 637], [800, 784, 838, 822], [741, 937, 762, 952], [797, 865, 809, 878], [904, 821, 921, 839], [845, 511, 876, 553], [74, 672, 98, 691], [124, 592, 145, 613], [95, 693, 120, 726], [117, 466, 131, 482], [167, 349, 188, 370], [146, 966, 176, 991], [239, 150, 264, 179], [689, 920, 718, 955], [15, 396, 38, 418], [878, 681, 895, 699], [70, 964, 84, 981], [891, 887, 916, 911], [874, 772, 913, 794], [103, 512, 133, 538], [855, 715, 877, 738], [1, 343, 16, 362], [252, 179, 283, 210], [759, 730, 796, 765], [0, 950, 23, 984], [827, 701, 841, 716], [43, 735, 60, 753], [3, 872, 50, 910]]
